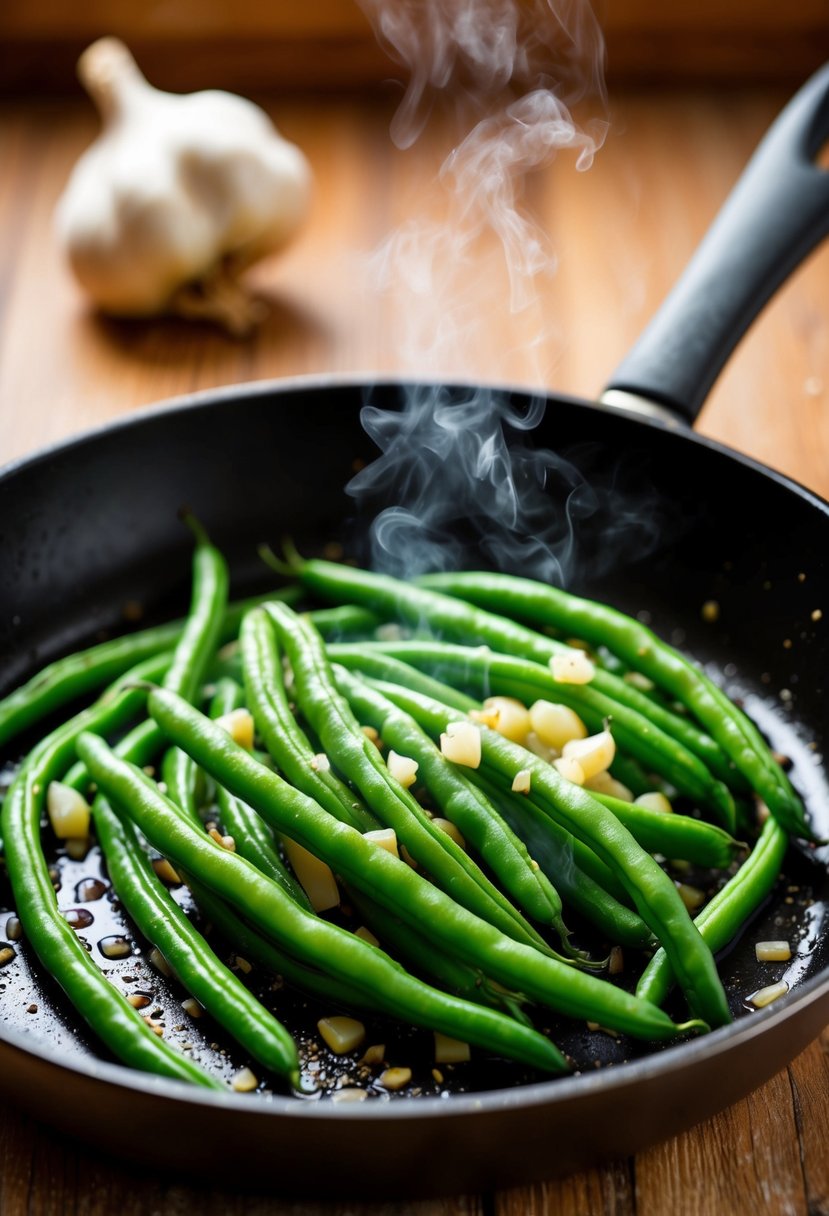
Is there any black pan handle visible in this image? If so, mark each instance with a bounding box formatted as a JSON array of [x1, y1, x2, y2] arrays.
[[603, 63, 829, 426]]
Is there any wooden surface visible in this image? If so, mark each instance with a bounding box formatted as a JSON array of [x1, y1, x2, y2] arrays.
[[3, 0, 829, 92], [1, 85, 829, 1213]]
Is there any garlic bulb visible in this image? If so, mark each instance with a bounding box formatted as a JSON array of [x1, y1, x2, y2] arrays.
[[55, 38, 312, 334]]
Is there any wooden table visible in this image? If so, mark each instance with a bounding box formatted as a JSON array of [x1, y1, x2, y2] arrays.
[[1, 85, 828, 1215]]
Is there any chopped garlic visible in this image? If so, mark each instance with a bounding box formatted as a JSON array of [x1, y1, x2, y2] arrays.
[[378, 1067, 412, 1091], [553, 756, 586, 785], [585, 771, 634, 802], [675, 882, 706, 912], [549, 649, 596, 685], [354, 925, 380, 947], [440, 721, 482, 768], [318, 1016, 366, 1054], [216, 707, 255, 749], [523, 731, 557, 763], [151, 857, 182, 884], [481, 696, 531, 743], [387, 750, 418, 789], [231, 1067, 258, 1093], [511, 769, 532, 794], [149, 947, 172, 977], [749, 981, 789, 1008], [529, 700, 587, 750], [755, 940, 791, 962], [434, 1032, 471, 1064], [635, 791, 674, 814], [47, 782, 91, 840], [432, 818, 466, 849], [65, 836, 92, 860], [363, 827, 399, 858], [331, 1087, 368, 1103], [181, 997, 204, 1018], [359, 1043, 386, 1067], [469, 706, 501, 730], [310, 752, 331, 773], [281, 838, 340, 911], [562, 730, 616, 781]]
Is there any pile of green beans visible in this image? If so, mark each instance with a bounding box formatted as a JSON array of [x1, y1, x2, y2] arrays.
[[0, 542, 808, 1098]]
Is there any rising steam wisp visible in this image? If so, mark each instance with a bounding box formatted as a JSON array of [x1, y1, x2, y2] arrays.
[[347, 0, 649, 587]]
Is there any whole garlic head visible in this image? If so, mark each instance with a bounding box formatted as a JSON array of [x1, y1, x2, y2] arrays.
[[55, 38, 312, 334]]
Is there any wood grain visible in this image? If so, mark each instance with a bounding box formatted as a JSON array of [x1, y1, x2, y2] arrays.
[[0, 86, 828, 1214]]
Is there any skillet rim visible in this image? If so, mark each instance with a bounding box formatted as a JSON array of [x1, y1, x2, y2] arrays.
[[0, 371, 828, 525], [1, 370, 827, 1128]]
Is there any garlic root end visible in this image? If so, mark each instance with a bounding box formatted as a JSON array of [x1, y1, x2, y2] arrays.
[[170, 268, 268, 337]]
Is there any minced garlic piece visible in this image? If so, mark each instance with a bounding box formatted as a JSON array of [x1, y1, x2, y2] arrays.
[[755, 940, 791, 962], [549, 650, 596, 685]]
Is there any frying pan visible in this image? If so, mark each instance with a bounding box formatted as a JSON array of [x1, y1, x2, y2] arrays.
[[1, 66, 829, 1201]]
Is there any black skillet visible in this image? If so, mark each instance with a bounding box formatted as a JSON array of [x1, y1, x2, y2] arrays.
[[1, 67, 829, 1201]]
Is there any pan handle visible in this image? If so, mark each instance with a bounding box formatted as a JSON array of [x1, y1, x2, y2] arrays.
[[602, 62, 829, 427]]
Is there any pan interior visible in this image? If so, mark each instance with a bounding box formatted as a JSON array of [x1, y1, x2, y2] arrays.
[[1, 380, 827, 1105]]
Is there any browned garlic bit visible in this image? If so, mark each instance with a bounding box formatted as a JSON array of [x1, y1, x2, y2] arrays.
[[318, 1016, 367, 1054], [378, 1067, 412, 1091], [151, 857, 182, 885], [215, 708, 255, 749], [55, 38, 311, 335], [359, 1043, 386, 1067]]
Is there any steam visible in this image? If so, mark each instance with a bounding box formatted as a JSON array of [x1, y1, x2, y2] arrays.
[[348, 384, 667, 584], [348, 0, 635, 586]]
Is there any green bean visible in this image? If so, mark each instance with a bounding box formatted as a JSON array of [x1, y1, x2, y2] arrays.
[[308, 605, 381, 640], [207, 679, 311, 906], [77, 729, 569, 1073], [467, 768, 656, 949], [327, 645, 480, 712], [282, 558, 737, 828], [361, 680, 732, 1028], [636, 817, 788, 1006], [144, 687, 709, 1041], [343, 883, 532, 1023], [0, 586, 299, 753], [91, 791, 300, 1087], [241, 609, 377, 832], [66, 524, 231, 794], [0, 657, 221, 1087], [326, 646, 638, 901], [334, 638, 735, 829], [333, 663, 576, 949], [591, 793, 743, 869], [184, 877, 379, 1013], [419, 571, 807, 837], [264, 601, 561, 959]]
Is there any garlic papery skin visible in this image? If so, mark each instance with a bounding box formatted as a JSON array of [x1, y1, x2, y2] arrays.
[[55, 38, 312, 335]]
